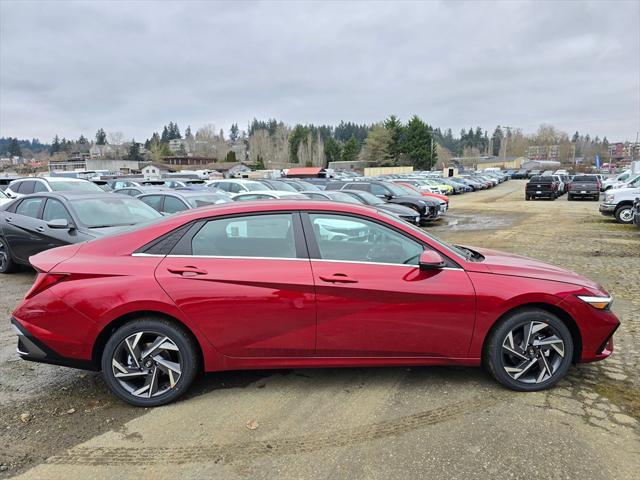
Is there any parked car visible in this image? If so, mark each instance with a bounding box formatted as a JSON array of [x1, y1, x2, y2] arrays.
[[599, 176, 640, 223], [512, 169, 530, 179], [0, 189, 11, 208], [0, 176, 20, 191], [92, 180, 113, 192], [325, 181, 441, 223], [137, 191, 232, 214], [12, 200, 619, 406], [338, 190, 421, 224], [113, 186, 173, 197], [0, 192, 162, 273], [5, 177, 104, 199], [206, 179, 266, 194], [525, 176, 558, 200], [297, 190, 361, 205], [162, 178, 207, 189], [280, 179, 322, 191], [601, 169, 632, 191], [108, 179, 143, 190], [392, 184, 448, 215], [527, 169, 542, 178], [232, 191, 310, 201], [567, 175, 600, 201], [552, 175, 566, 195], [254, 179, 299, 192]]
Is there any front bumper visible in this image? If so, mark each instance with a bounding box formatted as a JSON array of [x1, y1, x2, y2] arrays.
[[599, 203, 616, 216], [11, 317, 97, 370]]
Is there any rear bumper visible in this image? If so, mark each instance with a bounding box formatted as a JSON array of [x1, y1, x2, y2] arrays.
[[11, 317, 97, 371], [570, 190, 599, 197]]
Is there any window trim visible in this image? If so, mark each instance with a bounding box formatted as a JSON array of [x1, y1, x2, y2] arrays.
[[300, 211, 461, 268], [42, 198, 73, 223], [14, 196, 46, 219], [169, 211, 309, 259]]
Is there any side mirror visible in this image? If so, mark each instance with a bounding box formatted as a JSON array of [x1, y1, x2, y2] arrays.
[[419, 250, 445, 270], [47, 218, 70, 229]]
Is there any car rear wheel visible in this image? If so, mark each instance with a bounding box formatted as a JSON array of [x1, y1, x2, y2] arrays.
[[615, 205, 634, 223], [0, 237, 18, 274], [101, 317, 199, 407], [484, 309, 573, 391]]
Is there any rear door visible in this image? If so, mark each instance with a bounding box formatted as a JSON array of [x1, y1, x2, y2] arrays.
[[155, 212, 317, 357]]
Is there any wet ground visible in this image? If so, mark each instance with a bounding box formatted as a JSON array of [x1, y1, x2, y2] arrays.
[[0, 179, 638, 479]]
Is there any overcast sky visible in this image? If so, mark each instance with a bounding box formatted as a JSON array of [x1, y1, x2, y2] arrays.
[[1, 0, 639, 143]]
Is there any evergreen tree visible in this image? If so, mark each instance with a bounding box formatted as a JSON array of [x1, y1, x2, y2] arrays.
[[8, 138, 22, 157], [78, 134, 88, 144], [383, 115, 403, 163], [230, 123, 239, 142], [324, 136, 342, 164], [225, 150, 237, 163], [50, 135, 61, 155], [184, 126, 193, 140], [95, 128, 107, 145], [402, 115, 435, 170], [341, 136, 360, 162], [126, 139, 143, 161], [572, 131, 580, 143], [161, 126, 170, 143]]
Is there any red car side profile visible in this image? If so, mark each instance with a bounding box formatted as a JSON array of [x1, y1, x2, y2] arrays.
[[12, 201, 619, 406]]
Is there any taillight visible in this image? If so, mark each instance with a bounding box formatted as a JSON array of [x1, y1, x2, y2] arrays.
[[24, 273, 68, 300]]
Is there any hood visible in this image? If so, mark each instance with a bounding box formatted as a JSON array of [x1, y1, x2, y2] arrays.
[[378, 203, 417, 215], [468, 246, 604, 291]]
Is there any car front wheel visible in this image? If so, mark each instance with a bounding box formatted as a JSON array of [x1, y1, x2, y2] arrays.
[[0, 237, 18, 274], [484, 309, 573, 391], [101, 317, 199, 407], [615, 205, 634, 223]]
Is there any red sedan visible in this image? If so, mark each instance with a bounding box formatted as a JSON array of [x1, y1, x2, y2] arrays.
[[12, 201, 619, 406]]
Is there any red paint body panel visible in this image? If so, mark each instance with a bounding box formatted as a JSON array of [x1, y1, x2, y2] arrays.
[[13, 200, 620, 374]]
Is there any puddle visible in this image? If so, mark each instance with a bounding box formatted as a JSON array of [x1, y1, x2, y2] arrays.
[[428, 212, 515, 231]]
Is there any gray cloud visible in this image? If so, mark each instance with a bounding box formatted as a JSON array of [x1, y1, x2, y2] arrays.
[[1, 0, 638, 142]]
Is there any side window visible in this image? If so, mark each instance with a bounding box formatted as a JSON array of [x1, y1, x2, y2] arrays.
[[163, 196, 188, 213], [308, 214, 423, 265], [229, 183, 243, 193], [306, 193, 326, 200], [139, 195, 163, 211], [42, 199, 73, 223], [215, 182, 230, 192], [15, 197, 44, 218], [370, 184, 387, 196], [234, 194, 259, 201], [33, 181, 48, 193], [348, 183, 367, 192], [18, 181, 36, 194], [191, 214, 296, 258]]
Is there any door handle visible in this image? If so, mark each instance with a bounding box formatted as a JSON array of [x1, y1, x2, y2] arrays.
[[319, 273, 358, 284], [167, 266, 208, 276], [36, 226, 44, 232], [5, 217, 11, 223]]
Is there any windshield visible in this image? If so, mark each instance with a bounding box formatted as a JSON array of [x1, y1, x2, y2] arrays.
[[266, 180, 297, 192], [0, 189, 7, 198], [352, 190, 384, 205], [70, 197, 162, 228], [185, 195, 232, 208], [50, 181, 104, 192], [396, 184, 421, 196], [244, 182, 266, 192], [328, 192, 363, 204], [384, 183, 411, 197]]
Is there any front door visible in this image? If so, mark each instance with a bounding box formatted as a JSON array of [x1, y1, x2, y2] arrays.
[[155, 212, 317, 357], [3, 196, 49, 262], [303, 213, 476, 358]]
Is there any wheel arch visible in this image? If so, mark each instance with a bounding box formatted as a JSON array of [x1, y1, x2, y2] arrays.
[[91, 310, 205, 371], [482, 302, 582, 363]]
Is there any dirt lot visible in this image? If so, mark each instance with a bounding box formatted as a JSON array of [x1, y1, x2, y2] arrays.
[[1, 179, 638, 479]]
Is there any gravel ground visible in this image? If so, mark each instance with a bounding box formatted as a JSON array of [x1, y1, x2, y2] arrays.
[[0, 179, 638, 479]]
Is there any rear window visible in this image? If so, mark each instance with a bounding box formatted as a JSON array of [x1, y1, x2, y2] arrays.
[[572, 176, 598, 182], [50, 181, 104, 192], [529, 176, 553, 183]]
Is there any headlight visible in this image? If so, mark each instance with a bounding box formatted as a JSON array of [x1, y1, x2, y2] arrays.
[[604, 194, 614, 203], [577, 295, 613, 310]]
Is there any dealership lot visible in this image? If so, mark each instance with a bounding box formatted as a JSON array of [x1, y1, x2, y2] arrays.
[[0, 179, 638, 479]]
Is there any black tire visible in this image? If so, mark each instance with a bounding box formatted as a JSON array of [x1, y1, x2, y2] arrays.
[[525, 195, 530, 201], [101, 317, 200, 407], [567, 194, 573, 201], [0, 237, 18, 274], [483, 308, 573, 392], [614, 205, 634, 224]]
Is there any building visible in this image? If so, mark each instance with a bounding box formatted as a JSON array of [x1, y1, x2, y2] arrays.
[[473, 156, 524, 170], [284, 167, 327, 178], [214, 162, 251, 178], [527, 145, 559, 162], [163, 156, 214, 167], [140, 162, 174, 180], [521, 160, 561, 171], [328, 160, 377, 172], [608, 142, 640, 161], [49, 157, 144, 174], [168, 139, 190, 154]]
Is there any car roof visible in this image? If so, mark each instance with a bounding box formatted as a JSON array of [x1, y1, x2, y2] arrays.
[[16, 191, 124, 201], [233, 190, 303, 197]]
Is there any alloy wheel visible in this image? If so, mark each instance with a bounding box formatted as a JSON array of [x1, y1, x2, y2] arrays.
[[0, 240, 7, 271], [619, 208, 633, 223], [501, 321, 565, 384], [111, 331, 183, 398]]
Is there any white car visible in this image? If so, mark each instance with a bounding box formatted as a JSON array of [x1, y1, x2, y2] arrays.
[[611, 174, 640, 190], [5, 177, 105, 199], [601, 170, 631, 191], [552, 175, 566, 195], [600, 175, 640, 223], [0, 189, 11, 207], [206, 179, 268, 194], [231, 190, 310, 201]]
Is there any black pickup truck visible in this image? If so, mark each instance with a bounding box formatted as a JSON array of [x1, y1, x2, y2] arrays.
[[567, 175, 600, 201], [525, 176, 558, 200]]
